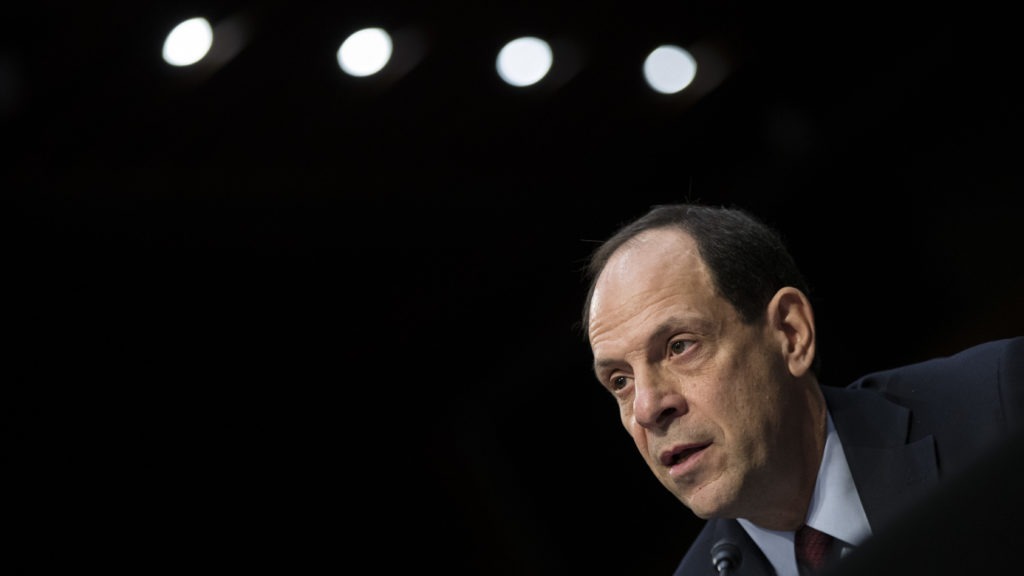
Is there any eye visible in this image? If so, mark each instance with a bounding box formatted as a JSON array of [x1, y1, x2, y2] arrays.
[[611, 375, 630, 392], [669, 338, 694, 356]]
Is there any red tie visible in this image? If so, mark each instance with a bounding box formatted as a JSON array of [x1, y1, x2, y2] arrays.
[[795, 524, 834, 573]]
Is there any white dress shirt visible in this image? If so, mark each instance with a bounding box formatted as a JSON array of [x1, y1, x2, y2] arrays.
[[737, 412, 873, 575]]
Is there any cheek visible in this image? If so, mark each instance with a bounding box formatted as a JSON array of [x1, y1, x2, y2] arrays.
[[718, 348, 775, 410], [625, 418, 648, 451], [619, 402, 635, 431]]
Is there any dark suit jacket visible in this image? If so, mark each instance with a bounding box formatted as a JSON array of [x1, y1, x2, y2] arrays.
[[672, 336, 1024, 576]]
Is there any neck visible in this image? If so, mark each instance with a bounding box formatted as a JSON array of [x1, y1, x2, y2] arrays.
[[746, 381, 828, 531]]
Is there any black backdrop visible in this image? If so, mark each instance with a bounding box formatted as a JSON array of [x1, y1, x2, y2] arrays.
[[8, 2, 1023, 574]]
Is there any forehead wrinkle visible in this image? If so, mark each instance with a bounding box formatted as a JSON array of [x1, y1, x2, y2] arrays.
[[588, 227, 712, 365], [590, 265, 706, 343]]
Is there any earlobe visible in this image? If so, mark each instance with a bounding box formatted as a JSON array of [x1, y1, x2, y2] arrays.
[[768, 287, 816, 377]]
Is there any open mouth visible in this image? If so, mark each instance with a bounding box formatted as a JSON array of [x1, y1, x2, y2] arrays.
[[662, 443, 710, 467]]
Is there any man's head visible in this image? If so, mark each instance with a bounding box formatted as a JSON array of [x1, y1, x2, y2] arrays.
[[582, 204, 827, 529]]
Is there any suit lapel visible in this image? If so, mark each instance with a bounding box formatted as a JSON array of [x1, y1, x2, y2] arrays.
[[823, 386, 939, 533]]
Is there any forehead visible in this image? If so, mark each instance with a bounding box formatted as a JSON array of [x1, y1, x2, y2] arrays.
[[601, 227, 699, 280], [588, 228, 717, 342]]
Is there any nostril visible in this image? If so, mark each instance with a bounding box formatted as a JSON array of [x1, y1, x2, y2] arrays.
[[659, 405, 681, 423]]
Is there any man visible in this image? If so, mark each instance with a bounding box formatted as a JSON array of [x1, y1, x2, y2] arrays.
[[580, 203, 1022, 575]]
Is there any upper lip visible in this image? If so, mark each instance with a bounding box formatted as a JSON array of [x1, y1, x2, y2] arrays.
[[660, 442, 711, 467]]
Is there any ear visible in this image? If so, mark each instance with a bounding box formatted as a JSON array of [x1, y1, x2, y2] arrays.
[[766, 287, 816, 377]]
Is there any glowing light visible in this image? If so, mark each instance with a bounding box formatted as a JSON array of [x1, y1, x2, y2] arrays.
[[496, 36, 553, 87], [643, 44, 697, 94], [162, 17, 214, 67], [337, 28, 393, 77]]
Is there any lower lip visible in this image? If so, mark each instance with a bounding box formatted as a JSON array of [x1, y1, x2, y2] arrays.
[[668, 446, 708, 478]]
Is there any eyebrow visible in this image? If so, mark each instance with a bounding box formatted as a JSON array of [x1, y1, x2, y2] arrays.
[[592, 315, 708, 376], [593, 357, 622, 376]]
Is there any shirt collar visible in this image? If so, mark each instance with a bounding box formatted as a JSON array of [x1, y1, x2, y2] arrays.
[[738, 411, 872, 575]]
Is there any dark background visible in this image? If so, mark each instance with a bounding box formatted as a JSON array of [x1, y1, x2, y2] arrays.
[[7, 2, 1023, 574]]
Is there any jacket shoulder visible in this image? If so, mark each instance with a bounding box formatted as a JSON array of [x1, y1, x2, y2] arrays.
[[847, 337, 1023, 426]]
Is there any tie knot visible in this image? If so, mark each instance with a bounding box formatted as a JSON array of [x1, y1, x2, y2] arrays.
[[795, 524, 834, 573]]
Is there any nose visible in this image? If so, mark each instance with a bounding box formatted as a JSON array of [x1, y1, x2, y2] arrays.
[[633, 368, 687, 430]]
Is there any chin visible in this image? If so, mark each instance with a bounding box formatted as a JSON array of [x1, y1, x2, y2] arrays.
[[681, 480, 735, 519], [684, 499, 723, 520]]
